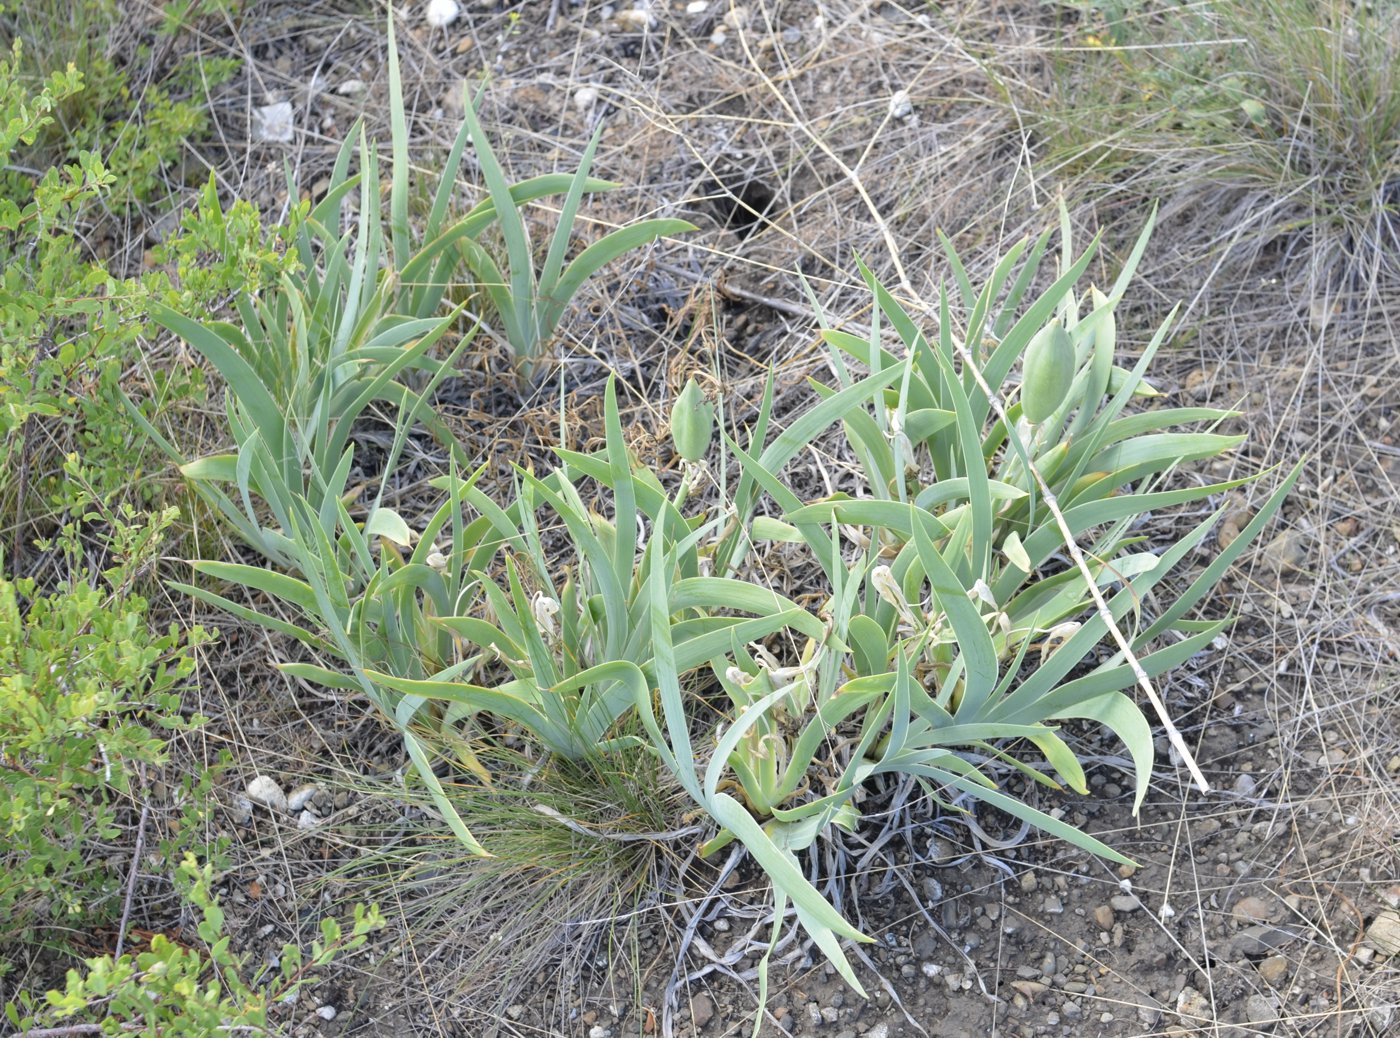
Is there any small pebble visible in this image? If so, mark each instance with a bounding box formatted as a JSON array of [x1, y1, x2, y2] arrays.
[[1230, 924, 1301, 958], [1110, 894, 1141, 913], [616, 6, 654, 29], [1257, 956, 1288, 985], [425, 0, 460, 28], [1317, 746, 1347, 767], [1363, 909, 1400, 955], [1177, 986, 1209, 1022], [689, 993, 714, 1029], [287, 784, 320, 812], [246, 775, 288, 813], [1093, 905, 1115, 931], [1245, 994, 1278, 1025], [1231, 895, 1274, 925], [252, 102, 294, 144], [316, 1005, 337, 1021]]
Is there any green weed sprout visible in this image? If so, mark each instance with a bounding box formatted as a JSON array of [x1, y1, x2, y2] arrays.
[[455, 97, 695, 382]]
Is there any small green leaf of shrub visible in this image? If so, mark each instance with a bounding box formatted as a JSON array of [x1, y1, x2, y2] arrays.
[[0, 503, 210, 936], [5, 854, 383, 1037]]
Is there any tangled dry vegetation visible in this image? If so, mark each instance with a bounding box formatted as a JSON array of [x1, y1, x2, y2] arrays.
[[1, 2, 1397, 1037]]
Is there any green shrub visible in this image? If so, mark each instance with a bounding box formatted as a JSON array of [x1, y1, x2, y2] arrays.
[[0, 5, 279, 536], [0, 491, 211, 937], [0, 37, 291, 531], [0, 474, 381, 1036], [1, 0, 240, 206], [5, 854, 383, 1037]]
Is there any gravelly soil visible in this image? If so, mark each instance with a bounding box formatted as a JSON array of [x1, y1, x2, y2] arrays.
[[11, 2, 1396, 1036]]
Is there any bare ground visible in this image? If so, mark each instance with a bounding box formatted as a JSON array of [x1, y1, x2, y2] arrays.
[[5, 2, 1395, 1036]]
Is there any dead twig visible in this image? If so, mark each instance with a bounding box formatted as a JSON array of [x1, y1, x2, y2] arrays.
[[113, 766, 150, 960]]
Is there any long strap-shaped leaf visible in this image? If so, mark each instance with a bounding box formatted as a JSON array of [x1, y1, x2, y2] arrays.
[[537, 218, 695, 340], [637, 545, 871, 988], [150, 303, 286, 464], [460, 89, 538, 357], [907, 505, 999, 716]]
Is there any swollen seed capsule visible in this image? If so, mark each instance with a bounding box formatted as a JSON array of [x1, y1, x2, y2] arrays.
[[1021, 323, 1075, 424], [671, 378, 714, 463]]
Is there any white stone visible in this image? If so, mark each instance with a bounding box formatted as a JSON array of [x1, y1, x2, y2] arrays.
[[1176, 986, 1209, 1023], [316, 1005, 337, 1021], [287, 783, 321, 812], [686, 0, 708, 11], [425, 0, 460, 28], [252, 102, 294, 144], [297, 809, 320, 830], [889, 89, 913, 119], [246, 775, 288, 813], [574, 87, 600, 111], [1364, 909, 1400, 956]]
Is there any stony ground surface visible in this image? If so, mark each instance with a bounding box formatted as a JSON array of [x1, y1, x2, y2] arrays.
[[13, 2, 1397, 1036]]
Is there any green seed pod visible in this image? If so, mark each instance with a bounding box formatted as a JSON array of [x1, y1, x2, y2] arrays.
[[1021, 323, 1075, 424], [671, 378, 714, 462]]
